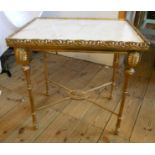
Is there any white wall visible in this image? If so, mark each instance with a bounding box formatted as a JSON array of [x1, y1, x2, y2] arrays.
[[4, 11, 42, 28], [42, 11, 118, 19], [0, 11, 42, 57], [0, 12, 17, 72], [42, 11, 119, 66], [0, 11, 41, 72], [126, 11, 136, 24], [0, 12, 16, 57]]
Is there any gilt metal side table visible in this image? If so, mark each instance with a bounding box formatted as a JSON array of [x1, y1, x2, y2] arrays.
[[6, 18, 150, 138]]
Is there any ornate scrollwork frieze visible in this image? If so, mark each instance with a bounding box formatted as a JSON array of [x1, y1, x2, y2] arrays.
[[7, 39, 150, 51], [126, 52, 141, 75]]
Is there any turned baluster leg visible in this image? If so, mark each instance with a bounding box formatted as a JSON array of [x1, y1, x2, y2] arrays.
[[114, 52, 140, 135], [43, 53, 49, 96], [23, 65, 37, 129], [15, 48, 37, 129], [109, 53, 119, 99]]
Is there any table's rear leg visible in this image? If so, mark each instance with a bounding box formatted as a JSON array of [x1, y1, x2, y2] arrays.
[[43, 53, 49, 96], [109, 53, 119, 99], [15, 48, 37, 129], [114, 52, 140, 135]]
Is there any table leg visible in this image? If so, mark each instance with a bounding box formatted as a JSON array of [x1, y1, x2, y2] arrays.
[[43, 53, 49, 96], [14, 48, 37, 129], [109, 53, 119, 99], [23, 65, 37, 129], [114, 52, 140, 135]]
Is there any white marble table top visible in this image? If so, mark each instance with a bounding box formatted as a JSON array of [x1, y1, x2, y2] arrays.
[[10, 18, 143, 43]]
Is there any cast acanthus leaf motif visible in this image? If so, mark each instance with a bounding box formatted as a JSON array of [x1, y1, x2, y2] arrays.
[[128, 52, 140, 67], [15, 48, 30, 65]]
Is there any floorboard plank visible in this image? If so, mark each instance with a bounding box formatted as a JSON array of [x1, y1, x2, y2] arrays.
[[35, 61, 103, 142], [0, 54, 88, 142], [130, 70, 155, 142], [99, 51, 154, 142], [0, 48, 155, 143]]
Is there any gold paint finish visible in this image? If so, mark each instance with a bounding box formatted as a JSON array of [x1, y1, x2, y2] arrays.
[[114, 52, 140, 135], [128, 52, 140, 67], [43, 53, 49, 96], [22, 65, 37, 129], [6, 18, 150, 52], [15, 48, 30, 65], [109, 53, 119, 99], [7, 39, 149, 52], [6, 18, 150, 138]]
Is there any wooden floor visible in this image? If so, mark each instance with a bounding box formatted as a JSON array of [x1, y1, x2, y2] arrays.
[[0, 49, 155, 143]]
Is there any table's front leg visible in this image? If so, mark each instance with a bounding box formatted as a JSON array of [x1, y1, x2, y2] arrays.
[[114, 52, 140, 135], [15, 48, 37, 129]]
